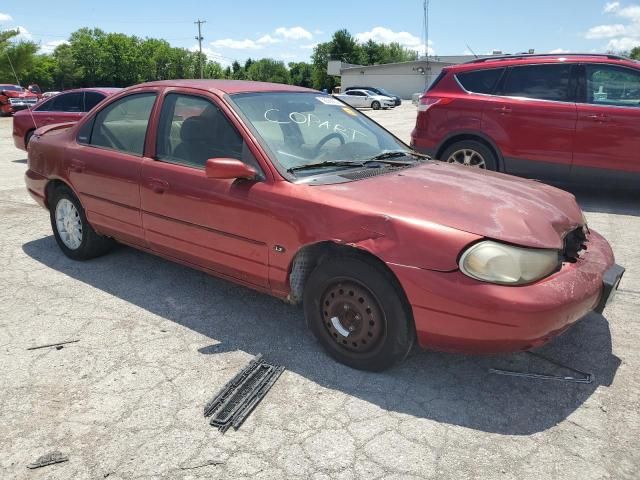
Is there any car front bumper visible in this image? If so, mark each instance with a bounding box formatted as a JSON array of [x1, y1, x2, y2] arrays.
[[389, 229, 620, 354]]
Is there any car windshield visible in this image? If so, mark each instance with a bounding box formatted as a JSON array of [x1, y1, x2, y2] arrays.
[[377, 88, 393, 96], [230, 92, 412, 177]]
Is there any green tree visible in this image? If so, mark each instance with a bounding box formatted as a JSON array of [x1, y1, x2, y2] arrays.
[[288, 61, 313, 87], [246, 58, 290, 84], [630, 46, 640, 60], [0, 41, 38, 84]]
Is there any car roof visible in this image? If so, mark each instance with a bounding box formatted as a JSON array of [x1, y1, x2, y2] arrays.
[[131, 79, 317, 95], [445, 53, 640, 73], [58, 87, 123, 95]]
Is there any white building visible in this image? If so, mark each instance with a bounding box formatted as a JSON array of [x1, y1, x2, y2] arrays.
[[329, 55, 498, 99]]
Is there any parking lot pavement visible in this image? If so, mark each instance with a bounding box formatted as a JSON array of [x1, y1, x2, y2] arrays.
[[0, 114, 638, 480]]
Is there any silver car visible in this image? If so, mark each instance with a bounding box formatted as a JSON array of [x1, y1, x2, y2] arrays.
[[333, 89, 396, 110]]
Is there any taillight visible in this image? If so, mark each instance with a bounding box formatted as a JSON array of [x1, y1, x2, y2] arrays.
[[417, 96, 454, 112]]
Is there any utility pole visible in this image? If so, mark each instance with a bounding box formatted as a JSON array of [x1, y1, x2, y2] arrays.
[[194, 19, 206, 79], [423, 0, 430, 88]]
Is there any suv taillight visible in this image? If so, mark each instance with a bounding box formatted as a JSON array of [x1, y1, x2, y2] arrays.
[[417, 96, 454, 112]]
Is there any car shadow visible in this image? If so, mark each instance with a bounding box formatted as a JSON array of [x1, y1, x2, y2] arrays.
[[23, 236, 621, 435], [11, 159, 27, 164], [565, 185, 639, 216]]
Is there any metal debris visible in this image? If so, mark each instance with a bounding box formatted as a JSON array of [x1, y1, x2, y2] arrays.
[[27, 451, 69, 469], [27, 339, 80, 351], [179, 459, 225, 470], [204, 354, 284, 432], [488, 351, 593, 384]]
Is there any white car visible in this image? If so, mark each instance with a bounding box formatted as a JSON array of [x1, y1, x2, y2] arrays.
[[333, 89, 396, 110], [42, 91, 61, 98]]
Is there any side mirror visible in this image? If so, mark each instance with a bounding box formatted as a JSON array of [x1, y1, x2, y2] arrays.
[[205, 158, 257, 180]]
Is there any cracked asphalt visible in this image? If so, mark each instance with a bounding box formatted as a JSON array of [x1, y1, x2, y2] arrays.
[[1, 105, 639, 479]]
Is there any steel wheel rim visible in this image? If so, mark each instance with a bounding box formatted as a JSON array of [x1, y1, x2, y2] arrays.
[[55, 199, 83, 250], [447, 149, 486, 168], [320, 280, 385, 353]]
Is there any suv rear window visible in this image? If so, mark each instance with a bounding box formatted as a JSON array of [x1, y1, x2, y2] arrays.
[[426, 71, 447, 92], [456, 68, 504, 94], [503, 64, 572, 102]]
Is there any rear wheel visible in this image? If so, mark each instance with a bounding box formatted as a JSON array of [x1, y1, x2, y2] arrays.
[[50, 185, 114, 260], [371, 101, 381, 110], [441, 140, 498, 171], [303, 255, 414, 371], [25, 130, 34, 148]]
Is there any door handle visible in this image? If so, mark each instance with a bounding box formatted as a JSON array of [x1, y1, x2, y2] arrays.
[[585, 114, 609, 122], [69, 160, 85, 173], [147, 178, 169, 194], [492, 106, 512, 114]]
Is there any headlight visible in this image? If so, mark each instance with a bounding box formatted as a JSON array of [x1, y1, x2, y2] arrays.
[[459, 241, 560, 285]]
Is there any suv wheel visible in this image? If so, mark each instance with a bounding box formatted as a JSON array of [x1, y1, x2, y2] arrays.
[[441, 140, 498, 171]]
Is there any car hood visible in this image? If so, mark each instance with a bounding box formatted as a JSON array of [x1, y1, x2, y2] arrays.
[[317, 162, 583, 250], [2, 90, 37, 98]]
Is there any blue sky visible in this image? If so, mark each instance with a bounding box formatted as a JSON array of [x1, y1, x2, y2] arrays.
[[2, 1, 640, 65]]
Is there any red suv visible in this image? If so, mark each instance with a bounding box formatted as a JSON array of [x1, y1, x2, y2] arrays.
[[411, 54, 640, 186]]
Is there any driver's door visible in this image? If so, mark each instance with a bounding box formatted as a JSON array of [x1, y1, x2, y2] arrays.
[[140, 90, 271, 288]]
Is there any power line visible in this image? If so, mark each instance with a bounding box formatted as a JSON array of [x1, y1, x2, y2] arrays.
[[194, 19, 206, 79]]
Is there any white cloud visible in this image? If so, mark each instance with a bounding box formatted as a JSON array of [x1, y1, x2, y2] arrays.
[[604, 1, 621, 12], [0, 12, 13, 22], [39, 40, 68, 54], [606, 36, 640, 50], [355, 26, 434, 55], [549, 48, 571, 53], [300, 43, 318, 50], [275, 26, 313, 40], [257, 34, 280, 45], [14, 26, 32, 41], [586, 23, 627, 38], [586, 2, 640, 52], [210, 38, 263, 50], [190, 45, 233, 66]]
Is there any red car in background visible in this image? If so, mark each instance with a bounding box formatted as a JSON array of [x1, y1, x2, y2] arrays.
[[411, 53, 640, 186], [12, 88, 120, 150], [0, 84, 39, 116], [24, 80, 624, 371]]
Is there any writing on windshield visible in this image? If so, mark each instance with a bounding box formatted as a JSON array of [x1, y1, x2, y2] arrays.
[[264, 108, 368, 141]]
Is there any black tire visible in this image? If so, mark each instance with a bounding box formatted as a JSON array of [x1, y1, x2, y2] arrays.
[[440, 139, 498, 171], [49, 185, 114, 260], [303, 254, 415, 371], [371, 101, 381, 110], [25, 130, 34, 148]]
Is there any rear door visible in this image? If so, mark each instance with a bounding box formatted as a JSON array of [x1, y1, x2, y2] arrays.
[[71, 91, 159, 246], [482, 63, 578, 181], [573, 63, 640, 181]]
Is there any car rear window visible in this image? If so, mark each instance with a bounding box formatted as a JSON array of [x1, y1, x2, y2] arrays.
[[502, 64, 572, 102], [456, 68, 504, 94], [426, 71, 447, 92]]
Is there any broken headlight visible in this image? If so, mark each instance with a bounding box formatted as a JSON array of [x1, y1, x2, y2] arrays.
[[459, 241, 560, 285]]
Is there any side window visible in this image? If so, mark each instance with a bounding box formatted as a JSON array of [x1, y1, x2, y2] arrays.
[[83, 92, 106, 112], [156, 93, 247, 169], [89, 93, 156, 155], [34, 97, 55, 112], [456, 68, 504, 94], [50, 92, 83, 112], [586, 64, 640, 107], [503, 64, 572, 102]]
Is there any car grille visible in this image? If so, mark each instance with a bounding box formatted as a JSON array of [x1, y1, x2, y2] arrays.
[[562, 226, 588, 263], [9, 97, 37, 105]]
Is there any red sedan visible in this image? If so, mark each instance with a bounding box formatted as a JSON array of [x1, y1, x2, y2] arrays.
[[24, 80, 624, 371], [12, 87, 120, 150]]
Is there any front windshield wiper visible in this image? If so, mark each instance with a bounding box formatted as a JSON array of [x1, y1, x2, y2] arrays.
[[367, 150, 427, 163], [287, 160, 366, 173]]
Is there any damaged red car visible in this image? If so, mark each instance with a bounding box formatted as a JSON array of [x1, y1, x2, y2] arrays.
[[24, 80, 624, 371], [0, 84, 39, 115]]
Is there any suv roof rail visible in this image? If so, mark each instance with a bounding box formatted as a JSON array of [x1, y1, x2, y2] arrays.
[[465, 53, 630, 64]]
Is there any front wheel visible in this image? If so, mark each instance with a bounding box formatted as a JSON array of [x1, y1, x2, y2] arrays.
[[371, 101, 381, 110], [50, 185, 114, 260], [303, 255, 415, 371]]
